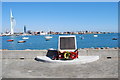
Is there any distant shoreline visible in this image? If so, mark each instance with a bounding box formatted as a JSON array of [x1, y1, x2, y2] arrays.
[[0, 32, 118, 36]]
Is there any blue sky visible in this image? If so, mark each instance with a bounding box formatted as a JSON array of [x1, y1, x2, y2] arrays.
[[2, 0, 120, 2], [2, 2, 118, 32]]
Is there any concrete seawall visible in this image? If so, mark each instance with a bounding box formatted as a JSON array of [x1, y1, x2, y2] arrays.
[[1, 48, 118, 59], [1, 49, 119, 78]]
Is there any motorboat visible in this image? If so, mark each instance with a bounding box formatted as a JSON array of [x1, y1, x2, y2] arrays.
[[45, 36, 53, 40], [18, 40, 26, 43], [112, 38, 118, 40], [22, 37, 29, 40], [93, 34, 98, 37], [7, 39, 14, 42], [79, 36, 84, 39]]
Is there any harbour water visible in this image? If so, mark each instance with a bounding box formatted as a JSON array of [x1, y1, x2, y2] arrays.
[[1, 33, 118, 50]]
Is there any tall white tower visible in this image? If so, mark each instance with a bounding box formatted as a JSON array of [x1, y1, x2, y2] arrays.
[[10, 9, 15, 34]]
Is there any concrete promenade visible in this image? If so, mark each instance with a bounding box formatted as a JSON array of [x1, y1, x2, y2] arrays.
[[1, 48, 119, 78]]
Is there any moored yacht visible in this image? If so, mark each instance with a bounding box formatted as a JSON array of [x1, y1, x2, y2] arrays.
[[22, 37, 29, 40], [7, 39, 14, 42], [18, 40, 26, 43], [45, 36, 53, 40]]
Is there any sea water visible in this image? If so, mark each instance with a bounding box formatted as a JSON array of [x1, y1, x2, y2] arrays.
[[1, 33, 118, 50]]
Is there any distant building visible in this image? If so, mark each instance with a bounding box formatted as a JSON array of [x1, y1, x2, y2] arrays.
[[40, 31, 47, 35], [27, 30, 33, 34], [10, 9, 16, 35], [34, 31, 40, 35], [24, 25, 26, 33]]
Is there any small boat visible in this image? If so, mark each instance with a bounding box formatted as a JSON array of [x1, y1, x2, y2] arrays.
[[7, 39, 14, 42], [79, 36, 84, 39], [93, 34, 98, 37], [18, 40, 26, 43], [45, 36, 53, 40], [22, 37, 29, 40], [112, 38, 118, 40]]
